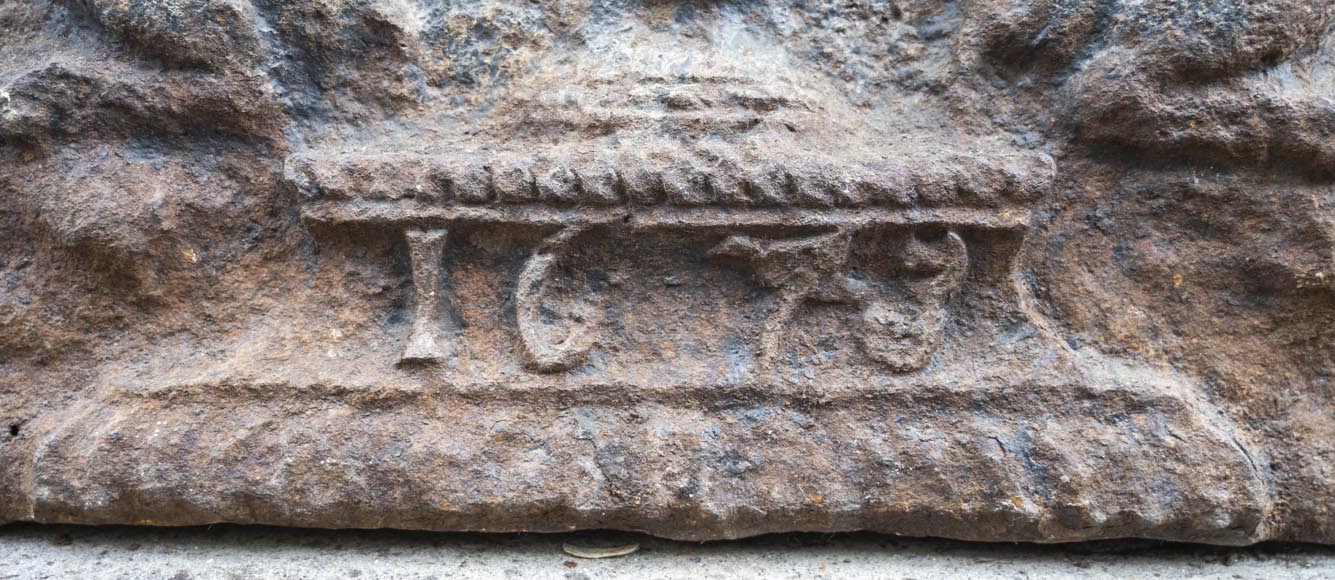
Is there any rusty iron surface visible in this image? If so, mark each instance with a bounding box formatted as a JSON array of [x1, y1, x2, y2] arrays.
[[1, 0, 1333, 545]]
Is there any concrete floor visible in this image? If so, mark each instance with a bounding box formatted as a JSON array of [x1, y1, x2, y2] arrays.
[[2, 524, 1334, 579]]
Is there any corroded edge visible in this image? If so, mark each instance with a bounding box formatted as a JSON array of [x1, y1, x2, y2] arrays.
[[2, 378, 1271, 545]]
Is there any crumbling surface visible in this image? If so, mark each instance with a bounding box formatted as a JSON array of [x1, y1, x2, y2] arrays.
[[1, 0, 1333, 545]]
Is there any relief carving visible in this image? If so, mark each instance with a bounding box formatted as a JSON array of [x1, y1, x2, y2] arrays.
[[710, 227, 969, 372], [6, 0, 1328, 547], [388, 215, 975, 374], [400, 228, 453, 364], [325, 188, 1006, 375], [517, 225, 597, 372]]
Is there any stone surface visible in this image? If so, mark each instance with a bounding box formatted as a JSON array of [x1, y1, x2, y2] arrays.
[[0, 0, 1332, 545], [4, 524, 1335, 580]]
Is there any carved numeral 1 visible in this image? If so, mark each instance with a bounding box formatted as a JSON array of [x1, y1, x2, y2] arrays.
[[400, 228, 454, 364]]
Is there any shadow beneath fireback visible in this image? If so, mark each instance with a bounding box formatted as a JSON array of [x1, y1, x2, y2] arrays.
[[2, 523, 1334, 579]]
